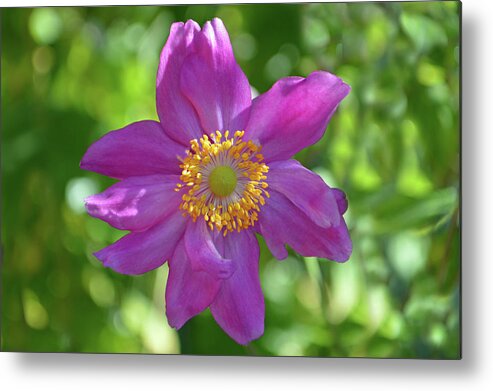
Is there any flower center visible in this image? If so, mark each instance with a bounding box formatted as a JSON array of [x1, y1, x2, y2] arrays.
[[208, 165, 237, 197], [176, 130, 270, 235]]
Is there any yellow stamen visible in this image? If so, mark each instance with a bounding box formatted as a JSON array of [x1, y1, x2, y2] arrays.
[[176, 130, 269, 235]]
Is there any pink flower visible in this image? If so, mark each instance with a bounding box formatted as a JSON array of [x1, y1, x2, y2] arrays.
[[81, 18, 351, 345]]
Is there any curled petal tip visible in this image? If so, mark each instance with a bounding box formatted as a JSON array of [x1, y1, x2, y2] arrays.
[[170, 21, 184, 29], [211, 17, 225, 27], [184, 19, 200, 30]]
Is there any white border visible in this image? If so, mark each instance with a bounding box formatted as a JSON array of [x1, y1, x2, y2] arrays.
[[2, 0, 493, 390]]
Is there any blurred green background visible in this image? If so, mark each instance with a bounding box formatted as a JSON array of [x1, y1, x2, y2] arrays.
[[1, 2, 460, 358]]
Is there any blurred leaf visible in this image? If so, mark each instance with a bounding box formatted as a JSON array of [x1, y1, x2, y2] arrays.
[[400, 12, 447, 52]]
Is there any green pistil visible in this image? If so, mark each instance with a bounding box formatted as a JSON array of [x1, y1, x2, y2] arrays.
[[208, 165, 237, 197]]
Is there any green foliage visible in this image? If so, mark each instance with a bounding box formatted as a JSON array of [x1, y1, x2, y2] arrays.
[[1, 2, 460, 358]]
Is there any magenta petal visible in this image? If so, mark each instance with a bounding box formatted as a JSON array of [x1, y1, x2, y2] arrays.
[[259, 190, 352, 262], [268, 160, 340, 228], [80, 120, 185, 179], [180, 18, 251, 133], [156, 20, 205, 145], [165, 239, 221, 329], [94, 210, 186, 275], [210, 230, 264, 345], [245, 71, 350, 162], [85, 175, 181, 232], [332, 188, 349, 214], [184, 219, 235, 279]]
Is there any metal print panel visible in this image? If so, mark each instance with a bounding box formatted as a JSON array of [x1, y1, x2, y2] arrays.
[[1, 1, 461, 358]]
